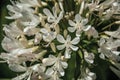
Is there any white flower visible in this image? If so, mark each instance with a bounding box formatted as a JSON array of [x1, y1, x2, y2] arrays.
[[6, 3, 40, 27], [68, 14, 91, 36], [79, 68, 96, 80], [85, 27, 98, 38], [98, 38, 120, 61], [19, 0, 40, 7], [57, 34, 80, 58], [42, 54, 68, 77], [3, 22, 23, 38], [12, 64, 48, 80], [12, 70, 32, 80], [87, 0, 100, 12], [1, 36, 25, 52], [84, 51, 95, 64], [40, 23, 57, 42], [0, 47, 38, 64], [43, 6, 63, 25], [6, 3, 34, 19], [105, 27, 120, 39]]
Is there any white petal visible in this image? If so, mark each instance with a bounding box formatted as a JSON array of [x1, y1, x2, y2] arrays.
[[42, 58, 56, 66], [64, 49, 71, 58], [40, 28, 48, 34], [1, 37, 23, 52], [57, 45, 65, 50], [76, 30, 82, 37], [68, 20, 76, 26], [9, 64, 27, 72], [34, 33, 42, 44], [6, 13, 22, 19], [112, 51, 120, 56], [52, 7, 57, 18], [58, 11, 63, 21], [81, 19, 88, 25], [57, 34, 65, 43], [12, 71, 30, 80], [43, 8, 54, 18], [70, 45, 78, 51], [71, 37, 80, 45], [58, 67, 65, 76], [61, 62, 68, 69], [75, 14, 81, 23], [99, 53, 105, 59], [66, 35, 71, 42], [68, 27, 76, 32], [45, 68, 54, 76], [7, 5, 15, 12], [83, 25, 91, 31]]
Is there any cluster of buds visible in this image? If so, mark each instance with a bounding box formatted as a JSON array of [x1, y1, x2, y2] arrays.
[[0, 0, 120, 80]]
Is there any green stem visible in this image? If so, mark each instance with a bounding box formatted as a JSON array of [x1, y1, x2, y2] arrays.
[[102, 22, 115, 30]]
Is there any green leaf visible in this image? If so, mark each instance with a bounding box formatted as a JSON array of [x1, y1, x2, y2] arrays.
[[63, 52, 76, 80], [110, 66, 120, 79], [92, 55, 110, 80]]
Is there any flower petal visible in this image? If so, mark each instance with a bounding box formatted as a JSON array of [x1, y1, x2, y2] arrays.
[[9, 64, 27, 72], [70, 45, 78, 51], [66, 35, 71, 42], [45, 68, 54, 76], [81, 19, 88, 25], [83, 25, 91, 31], [61, 62, 68, 69], [71, 37, 80, 45], [75, 14, 82, 23], [57, 34, 65, 43], [68, 27, 76, 32], [64, 49, 71, 58], [42, 57, 56, 66], [57, 45, 65, 50], [68, 20, 76, 27], [76, 29, 82, 37], [43, 8, 54, 18]]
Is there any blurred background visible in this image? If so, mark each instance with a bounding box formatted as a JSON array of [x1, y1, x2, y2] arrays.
[[0, 0, 119, 80]]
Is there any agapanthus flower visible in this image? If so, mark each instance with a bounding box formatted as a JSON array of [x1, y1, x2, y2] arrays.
[[1, 0, 120, 80], [84, 51, 95, 64], [43, 6, 63, 25], [57, 34, 80, 58], [98, 38, 120, 61], [42, 54, 68, 77], [68, 14, 91, 36], [78, 68, 96, 80]]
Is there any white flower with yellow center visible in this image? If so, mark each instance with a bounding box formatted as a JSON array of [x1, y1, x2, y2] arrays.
[[57, 34, 80, 58]]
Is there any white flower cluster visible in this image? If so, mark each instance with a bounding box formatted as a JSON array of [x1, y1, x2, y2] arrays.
[[0, 0, 120, 80]]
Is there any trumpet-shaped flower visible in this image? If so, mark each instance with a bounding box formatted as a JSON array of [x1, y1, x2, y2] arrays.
[[57, 34, 80, 58]]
